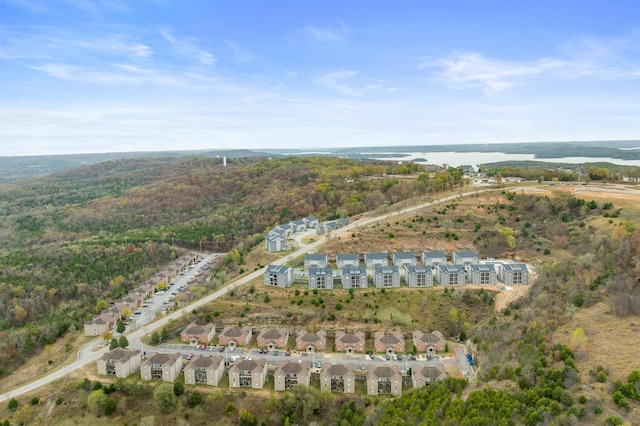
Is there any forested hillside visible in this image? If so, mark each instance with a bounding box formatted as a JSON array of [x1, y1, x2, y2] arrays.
[[0, 156, 463, 374]]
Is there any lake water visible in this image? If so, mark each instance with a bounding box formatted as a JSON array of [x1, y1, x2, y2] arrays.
[[367, 152, 640, 168]]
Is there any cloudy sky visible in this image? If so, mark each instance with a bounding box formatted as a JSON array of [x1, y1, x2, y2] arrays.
[[1, 0, 639, 156]]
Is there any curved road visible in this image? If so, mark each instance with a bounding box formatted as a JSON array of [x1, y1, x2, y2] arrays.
[[0, 187, 496, 403]]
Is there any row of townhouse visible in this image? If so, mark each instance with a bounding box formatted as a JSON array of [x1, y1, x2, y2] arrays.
[[264, 261, 529, 290], [265, 216, 319, 252], [303, 251, 478, 269], [84, 252, 201, 336], [176, 323, 446, 357], [98, 349, 447, 395]]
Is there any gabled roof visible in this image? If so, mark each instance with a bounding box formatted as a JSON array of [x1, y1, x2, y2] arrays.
[[305, 253, 328, 261], [336, 332, 364, 344], [336, 253, 359, 261], [364, 252, 388, 260], [259, 328, 288, 340], [438, 264, 465, 273], [186, 356, 223, 370], [276, 361, 310, 375], [298, 330, 326, 343], [369, 365, 400, 379], [182, 322, 214, 336], [100, 348, 140, 362], [221, 326, 251, 338], [405, 265, 431, 274], [309, 267, 333, 277], [231, 358, 266, 372], [142, 352, 181, 366], [503, 263, 528, 272], [453, 251, 478, 258], [265, 265, 289, 274], [422, 251, 446, 259], [392, 252, 415, 259], [414, 330, 445, 344], [468, 264, 495, 273], [374, 266, 399, 275], [323, 363, 354, 376], [341, 266, 367, 276], [378, 333, 401, 344], [414, 365, 447, 380]]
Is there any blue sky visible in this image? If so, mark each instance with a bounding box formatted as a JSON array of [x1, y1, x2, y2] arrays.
[[1, 0, 639, 156]]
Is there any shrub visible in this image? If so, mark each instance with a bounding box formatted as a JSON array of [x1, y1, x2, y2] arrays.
[[173, 380, 185, 397], [226, 402, 236, 416], [8, 398, 18, 411], [187, 391, 203, 408], [104, 398, 117, 415], [30, 397, 39, 406]]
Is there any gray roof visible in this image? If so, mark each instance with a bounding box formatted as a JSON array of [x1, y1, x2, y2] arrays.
[[222, 326, 250, 338], [309, 267, 333, 277], [306, 254, 328, 261], [503, 263, 528, 272], [186, 356, 223, 369], [468, 264, 495, 273], [379, 334, 401, 344], [438, 264, 465, 273], [266, 265, 289, 274], [260, 329, 288, 340], [233, 359, 265, 372], [277, 362, 309, 374], [454, 251, 478, 258], [406, 265, 431, 274], [393, 252, 415, 259], [324, 364, 354, 376], [336, 253, 359, 261], [374, 266, 399, 275], [370, 366, 399, 378], [341, 266, 367, 276], [101, 348, 140, 362], [365, 252, 388, 260], [337, 332, 364, 344], [142, 352, 181, 366], [422, 251, 446, 259]]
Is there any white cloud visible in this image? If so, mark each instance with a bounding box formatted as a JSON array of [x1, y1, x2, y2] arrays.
[[160, 28, 216, 65], [317, 70, 361, 96], [301, 24, 347, 42], [423, 52, 566, 94]]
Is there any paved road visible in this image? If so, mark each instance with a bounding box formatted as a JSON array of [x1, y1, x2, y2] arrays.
[[0, 188, 494, 403]]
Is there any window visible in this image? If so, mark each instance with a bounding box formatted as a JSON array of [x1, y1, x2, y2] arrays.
[[513, 272, 522, 284], [416, 274, 427, 287], [269, 274, 279, 286], [316, 276, 326, 289], [449, 274, 458, 286], [383, 274, 394, 287], [151, 364, 163, 380], [331, 375, 345, 392], [480, 272, 490, 284], [351, 275, 360, 288], [378, 377, 392, 394], [194, 367, 207, 383]]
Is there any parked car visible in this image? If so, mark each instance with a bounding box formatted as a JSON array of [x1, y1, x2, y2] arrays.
[[187, 353, 193, 360]]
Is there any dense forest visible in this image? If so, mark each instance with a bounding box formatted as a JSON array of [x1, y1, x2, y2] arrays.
[[0, 156, 465, 374]]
